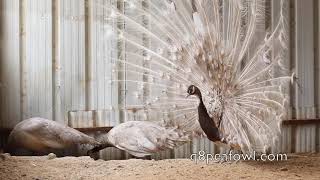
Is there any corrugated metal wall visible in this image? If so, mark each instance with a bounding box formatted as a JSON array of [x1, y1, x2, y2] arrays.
[[0, 0, 120, 123], [291, 0, 319, 153], [0, 0, 319, 160]]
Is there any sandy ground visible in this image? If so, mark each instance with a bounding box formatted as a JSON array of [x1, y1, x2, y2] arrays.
[[0, 153, 319, 180]]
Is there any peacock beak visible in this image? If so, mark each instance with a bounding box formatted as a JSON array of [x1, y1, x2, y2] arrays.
[[186, 94, 190, 98]]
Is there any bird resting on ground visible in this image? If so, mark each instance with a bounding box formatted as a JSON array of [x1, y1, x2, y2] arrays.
[[88, 120, 190, 159], [5, 117, 100, 155]]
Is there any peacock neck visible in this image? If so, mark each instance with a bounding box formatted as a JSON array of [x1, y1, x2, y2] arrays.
[[196, 91, 221, 142], [196, 93, 217, 128], [196, 92, 202, 103]]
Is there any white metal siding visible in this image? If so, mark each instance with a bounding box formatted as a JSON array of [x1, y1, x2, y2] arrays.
[[0, 0, 20, 128]]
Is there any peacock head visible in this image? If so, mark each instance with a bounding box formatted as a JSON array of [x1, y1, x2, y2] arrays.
[[186, 85, 201, 98]]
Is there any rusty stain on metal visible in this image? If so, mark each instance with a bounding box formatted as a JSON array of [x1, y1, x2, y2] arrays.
[[0, 126, 112, 135], [0, 119, 318, 134], [282, 119, 320, 125]]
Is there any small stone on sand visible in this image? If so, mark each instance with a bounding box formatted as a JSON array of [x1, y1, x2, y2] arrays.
[[0, 153, 11, 160], [47, 153, 57, 160], [280, 167, 288, 171]]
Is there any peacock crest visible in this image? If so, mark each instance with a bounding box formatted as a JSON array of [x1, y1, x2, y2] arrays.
[[99, 0, 292, 154]]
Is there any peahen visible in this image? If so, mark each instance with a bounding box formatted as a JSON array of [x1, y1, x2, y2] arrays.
[[87, 120, 190, 159], [98, 0, 292, 154], [4, 117, 100, 155]]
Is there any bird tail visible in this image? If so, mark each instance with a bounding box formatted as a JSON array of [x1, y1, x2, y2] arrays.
[[91, 0, 290, 154], [159, 126, 191, 149]]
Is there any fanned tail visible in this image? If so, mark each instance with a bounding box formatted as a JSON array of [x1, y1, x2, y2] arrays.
[[94, 0, 291, 153]]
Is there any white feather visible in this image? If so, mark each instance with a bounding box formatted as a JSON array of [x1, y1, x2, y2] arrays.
[[97, 0, 290, 153]]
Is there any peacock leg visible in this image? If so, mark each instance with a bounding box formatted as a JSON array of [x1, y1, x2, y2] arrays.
[[218, 147, 236, 164], [217, 114, 223, 129], [211, 158, 221, 163], [230, 148, 242, 164], [218, 149, 231, 164], [144, 155, 152, 160]]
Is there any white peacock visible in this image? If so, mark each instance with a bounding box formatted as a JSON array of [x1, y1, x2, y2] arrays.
[[96, 0, 293, 154]]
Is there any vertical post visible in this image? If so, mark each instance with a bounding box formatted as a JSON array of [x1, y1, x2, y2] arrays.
[[19, 0, 27, 121], [294, 0, 315, 153], [142, 0, 151, 127], [315, 0, 320, 153], [318, 0, 320, 153], [142, 0, 150, 114], [85, 0, 93, 111], [294, 0, 315, 119], [116, 0, 126, 160], [0, 1, 2, 126], [117, 0, 126, 124], [289, 0, 296, 153], [272, 0, 291, 153], [316, 0, 320, 116], [52, 0, 62, 123]]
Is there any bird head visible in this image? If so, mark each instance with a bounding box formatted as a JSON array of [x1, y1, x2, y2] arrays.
[[186, 85, 201, 98]]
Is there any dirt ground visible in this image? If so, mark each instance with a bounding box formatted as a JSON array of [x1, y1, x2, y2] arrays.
[[0, 153, 319, 180]]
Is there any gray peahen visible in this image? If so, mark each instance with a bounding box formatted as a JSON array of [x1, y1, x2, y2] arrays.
[[4, 117, 100, 155]]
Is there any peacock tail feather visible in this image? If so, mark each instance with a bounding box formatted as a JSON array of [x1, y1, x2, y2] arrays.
[[97, 0, 292, 154]]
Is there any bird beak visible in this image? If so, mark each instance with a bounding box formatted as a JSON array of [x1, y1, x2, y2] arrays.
[[185, 94, 190, 98]]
